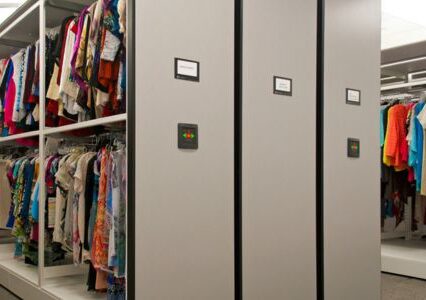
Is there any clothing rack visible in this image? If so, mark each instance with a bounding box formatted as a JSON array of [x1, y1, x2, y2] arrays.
[[381, 93, 417, 101], [0, 1, 131, 299], [380, 94, 426, 240]]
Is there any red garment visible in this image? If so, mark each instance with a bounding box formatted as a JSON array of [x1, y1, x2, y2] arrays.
[[408, 167, 415, 182], [98, 29, 121, 116], [384, 104, 409, 170]]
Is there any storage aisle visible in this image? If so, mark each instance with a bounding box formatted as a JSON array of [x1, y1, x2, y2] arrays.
[[380, 31, 426, 282]]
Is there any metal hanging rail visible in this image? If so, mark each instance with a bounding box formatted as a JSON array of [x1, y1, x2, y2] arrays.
[[0, 37, 30, 48]]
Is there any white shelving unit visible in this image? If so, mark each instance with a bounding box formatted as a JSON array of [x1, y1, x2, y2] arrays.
[[380, 185, 426, 280], [382, 239, 426, 280], [0, 1, 129, 299]]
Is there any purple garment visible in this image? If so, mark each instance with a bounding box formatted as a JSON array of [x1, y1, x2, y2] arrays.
[[70, 7, 90, 93]]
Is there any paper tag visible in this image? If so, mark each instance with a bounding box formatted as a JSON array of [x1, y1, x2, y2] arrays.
[[101, 31, 121, 62], [346, 88, 361, 105], [175, 58, 200, 81], [274, 76, 292, 96], [48, 197, 56, 228]]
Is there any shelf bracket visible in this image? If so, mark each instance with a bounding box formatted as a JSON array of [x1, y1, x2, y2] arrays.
[[45, 0, 86, 13], [0, 38, 29, 48]]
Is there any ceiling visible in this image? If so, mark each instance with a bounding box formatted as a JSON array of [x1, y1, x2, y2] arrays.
[[382, 0, 426, 50], [0, 1, 25, 25]]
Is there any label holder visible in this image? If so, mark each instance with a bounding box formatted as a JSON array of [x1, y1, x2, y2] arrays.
[[273, 76, 293, 96], [346, 88, 361, 105], [175, 58, 200, 82]]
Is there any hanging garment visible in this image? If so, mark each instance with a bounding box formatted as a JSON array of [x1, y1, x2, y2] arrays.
[[383, 104, 409, 170], [0, 159, 12, 227]]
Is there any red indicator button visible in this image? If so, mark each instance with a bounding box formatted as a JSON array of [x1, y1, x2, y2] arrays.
[[186, 133, 191, 139]]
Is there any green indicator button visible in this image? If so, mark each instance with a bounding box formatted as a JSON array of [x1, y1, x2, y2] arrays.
[[191, 134, 195, 139]]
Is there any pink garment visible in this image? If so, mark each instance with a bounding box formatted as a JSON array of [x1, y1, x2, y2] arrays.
[[4, 77, 17, 135]]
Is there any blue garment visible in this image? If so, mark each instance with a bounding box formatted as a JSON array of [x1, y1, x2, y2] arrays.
[[385, 199, 393, 218], [30, 181, 39, 222], [380, 106, 387, 147], [414, 102, 425, 191], [409, 106, 418, 168], [88, 174, 99, 252]]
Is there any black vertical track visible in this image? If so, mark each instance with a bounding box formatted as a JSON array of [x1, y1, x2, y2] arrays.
[[127, 0, 136, 299], [235, 0, 243, 299], [316, 0, 325, 299]]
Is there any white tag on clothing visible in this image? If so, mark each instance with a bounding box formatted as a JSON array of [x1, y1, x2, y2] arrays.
[[101, 31, 121, 62], [48, 197, 56, 228]]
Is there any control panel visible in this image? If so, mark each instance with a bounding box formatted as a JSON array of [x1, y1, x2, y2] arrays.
[[347, 138, 360, 158], [178, 123, 198, 149]]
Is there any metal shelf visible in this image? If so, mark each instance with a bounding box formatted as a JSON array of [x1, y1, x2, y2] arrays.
[[0, 130, 39, 144], [44, 113, 127, 136], [0, 115, 126, 144], [382, 239, 426, 280]]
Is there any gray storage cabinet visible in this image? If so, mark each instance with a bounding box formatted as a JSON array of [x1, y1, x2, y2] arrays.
[[323, 0, 381, 299], [242, 0, 318, 299], [134, 0, 235, 299]]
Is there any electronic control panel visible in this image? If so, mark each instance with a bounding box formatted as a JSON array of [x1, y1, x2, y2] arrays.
[[178, 123, 198, 149]]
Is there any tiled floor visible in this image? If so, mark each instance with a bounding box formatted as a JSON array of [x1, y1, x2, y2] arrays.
[[382, 273, 426, 300]]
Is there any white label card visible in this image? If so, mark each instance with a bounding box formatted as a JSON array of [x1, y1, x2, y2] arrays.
[[346, 89, 361, 105], [175, 58, 199, 81], [274, 76, 292, 96]]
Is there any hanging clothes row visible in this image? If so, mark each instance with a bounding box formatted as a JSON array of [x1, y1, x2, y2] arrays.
[[46, 136, 127, 297], [1, 151, 44, 265], [45, 0, 127, 128], [0, 41, 40, 136], [0, 0, 127, 138], [0, 135, 126, 298], [381, 99, 426, 231]]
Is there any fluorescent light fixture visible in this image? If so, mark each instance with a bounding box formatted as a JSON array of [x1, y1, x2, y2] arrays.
[[410, 70, 426, 76], [381, 76, 397, 81], [381, 80, 426, 91], [381, 56, 426, 68]]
